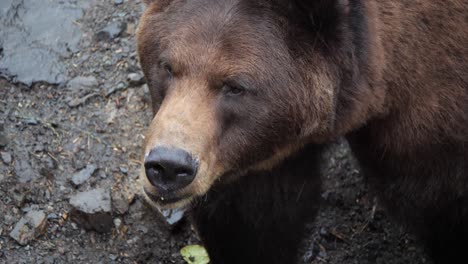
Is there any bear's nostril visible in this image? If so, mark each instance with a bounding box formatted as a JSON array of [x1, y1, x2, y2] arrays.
[[146, 164, 165, 186], [174, 168, 192, 178]]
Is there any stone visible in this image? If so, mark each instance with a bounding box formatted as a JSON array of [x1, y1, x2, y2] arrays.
[[114, 0, 123, 5], [67, 76, 98, 91], [71, 164, 97, 186], [113, 218, 122, 228], [70, 188, 112, 214], [127, 72, 145, 87], [158, 207, 185, 226], [69, 188, 113, 233], [96, 22, 126, 42], [14, 152, 37, 183], [1, 151, 12, 164], [47, 213, 58, 219], [67, 93, 100, 108], [9, 210, 47, 245], [111, 190, 129, 215], [0, 0, 91, 86], [0, 132, 7, 147]]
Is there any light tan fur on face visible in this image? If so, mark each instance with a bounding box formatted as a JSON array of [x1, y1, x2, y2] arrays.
[[141, 78, 225, 209]]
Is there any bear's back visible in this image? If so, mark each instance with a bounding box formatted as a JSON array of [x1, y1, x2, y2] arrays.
[[373, 0, 468, 150]]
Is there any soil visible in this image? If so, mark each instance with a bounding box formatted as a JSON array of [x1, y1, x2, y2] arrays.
[[0, 1, 430, 263]]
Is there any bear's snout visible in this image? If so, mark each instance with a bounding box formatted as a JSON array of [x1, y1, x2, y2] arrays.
[[144, 146, 198, 193]]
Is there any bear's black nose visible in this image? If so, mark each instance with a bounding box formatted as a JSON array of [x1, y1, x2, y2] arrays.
[[144, 147, 198, 192]]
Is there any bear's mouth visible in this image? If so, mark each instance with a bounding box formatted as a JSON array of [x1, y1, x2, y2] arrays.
[[143, 185, 194, 209], [143, 187, 189, 206]]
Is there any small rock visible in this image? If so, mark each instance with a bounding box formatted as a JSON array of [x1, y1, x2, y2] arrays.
[[127, 72, 145, 87], [1, 152, 12, 164], [11, 189, 27, 207], [67, 76, 98, 91], [119, 166, 128, 174], [114, 0, 123, 5], [47, 213, 58, 219], [71, 164, 97, 186], [126, 23, 136, 36], [33, 143, 45, 153], [9, 210, 47, 245], [113, 218, 122, 228], [158, 207, 185, 225], [319, 227, 328, 236], [70, 188, 111, 213], [14, 154, 36, 183], [0, 132, 8, 147], [96, 22, 126, 42], [24, 118, 38, 125], [109, 254, 118, 261], [111, 190, 129, 215], [67, 93, 100, 108], [69, 188, 113, 233], [106, 82, 127, 97]]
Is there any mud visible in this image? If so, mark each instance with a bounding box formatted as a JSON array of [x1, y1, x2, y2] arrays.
[[0, 1, 429, 263]]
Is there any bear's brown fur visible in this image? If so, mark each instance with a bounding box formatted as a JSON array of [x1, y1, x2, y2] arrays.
[[137, 0, 468, 263]]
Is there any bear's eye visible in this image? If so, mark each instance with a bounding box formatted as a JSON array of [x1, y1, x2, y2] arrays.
[[160, 61, 173, 79], [222, 82, 245, 96]]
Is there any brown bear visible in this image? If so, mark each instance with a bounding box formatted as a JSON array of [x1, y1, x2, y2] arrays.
[[136, 0, 468, 263]]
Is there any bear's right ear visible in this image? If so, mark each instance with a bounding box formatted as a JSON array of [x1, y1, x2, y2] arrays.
[[293, 0, 350, 38]]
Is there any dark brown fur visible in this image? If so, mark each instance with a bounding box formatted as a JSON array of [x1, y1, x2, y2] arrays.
[[137, 0, 468, 263]]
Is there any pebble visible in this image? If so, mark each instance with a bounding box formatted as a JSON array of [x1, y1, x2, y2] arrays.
[[111, 190, 130, 215], [96, 22, 126, 42], [14, 153, 36, 183], [114, 0, 123, 5], [9, 210, 47, 246], [67, 93, 100, 108], [158, 207, 185, 225], [67, 76, 98, 91], [109, 254, 118, 261], [1, 151, 12, 164], [25, 118, 39, 125], [113, 218, 122, 228], [119, 166, 128, 174], [69, 188, 113, 233], [47, 213, 58, 219], [71, 164, 97, 186], [0, 132, 8, 147], [127, 72, 145, 87]]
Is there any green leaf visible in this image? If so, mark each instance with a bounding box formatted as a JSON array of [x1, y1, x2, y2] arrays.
[[180, 245, 210, 264]]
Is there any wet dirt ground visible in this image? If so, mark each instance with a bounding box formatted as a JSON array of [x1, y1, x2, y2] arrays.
[[0, 1, 430, 263]]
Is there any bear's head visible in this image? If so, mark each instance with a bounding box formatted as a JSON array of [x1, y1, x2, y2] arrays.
[[137, 0, 382, 209]]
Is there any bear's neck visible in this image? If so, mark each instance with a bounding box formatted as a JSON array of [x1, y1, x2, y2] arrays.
[[332, 0, 388, 137]]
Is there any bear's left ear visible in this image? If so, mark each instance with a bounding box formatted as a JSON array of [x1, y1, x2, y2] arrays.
[[294, 0, 350, 37], [142, 0, 173, 11]]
